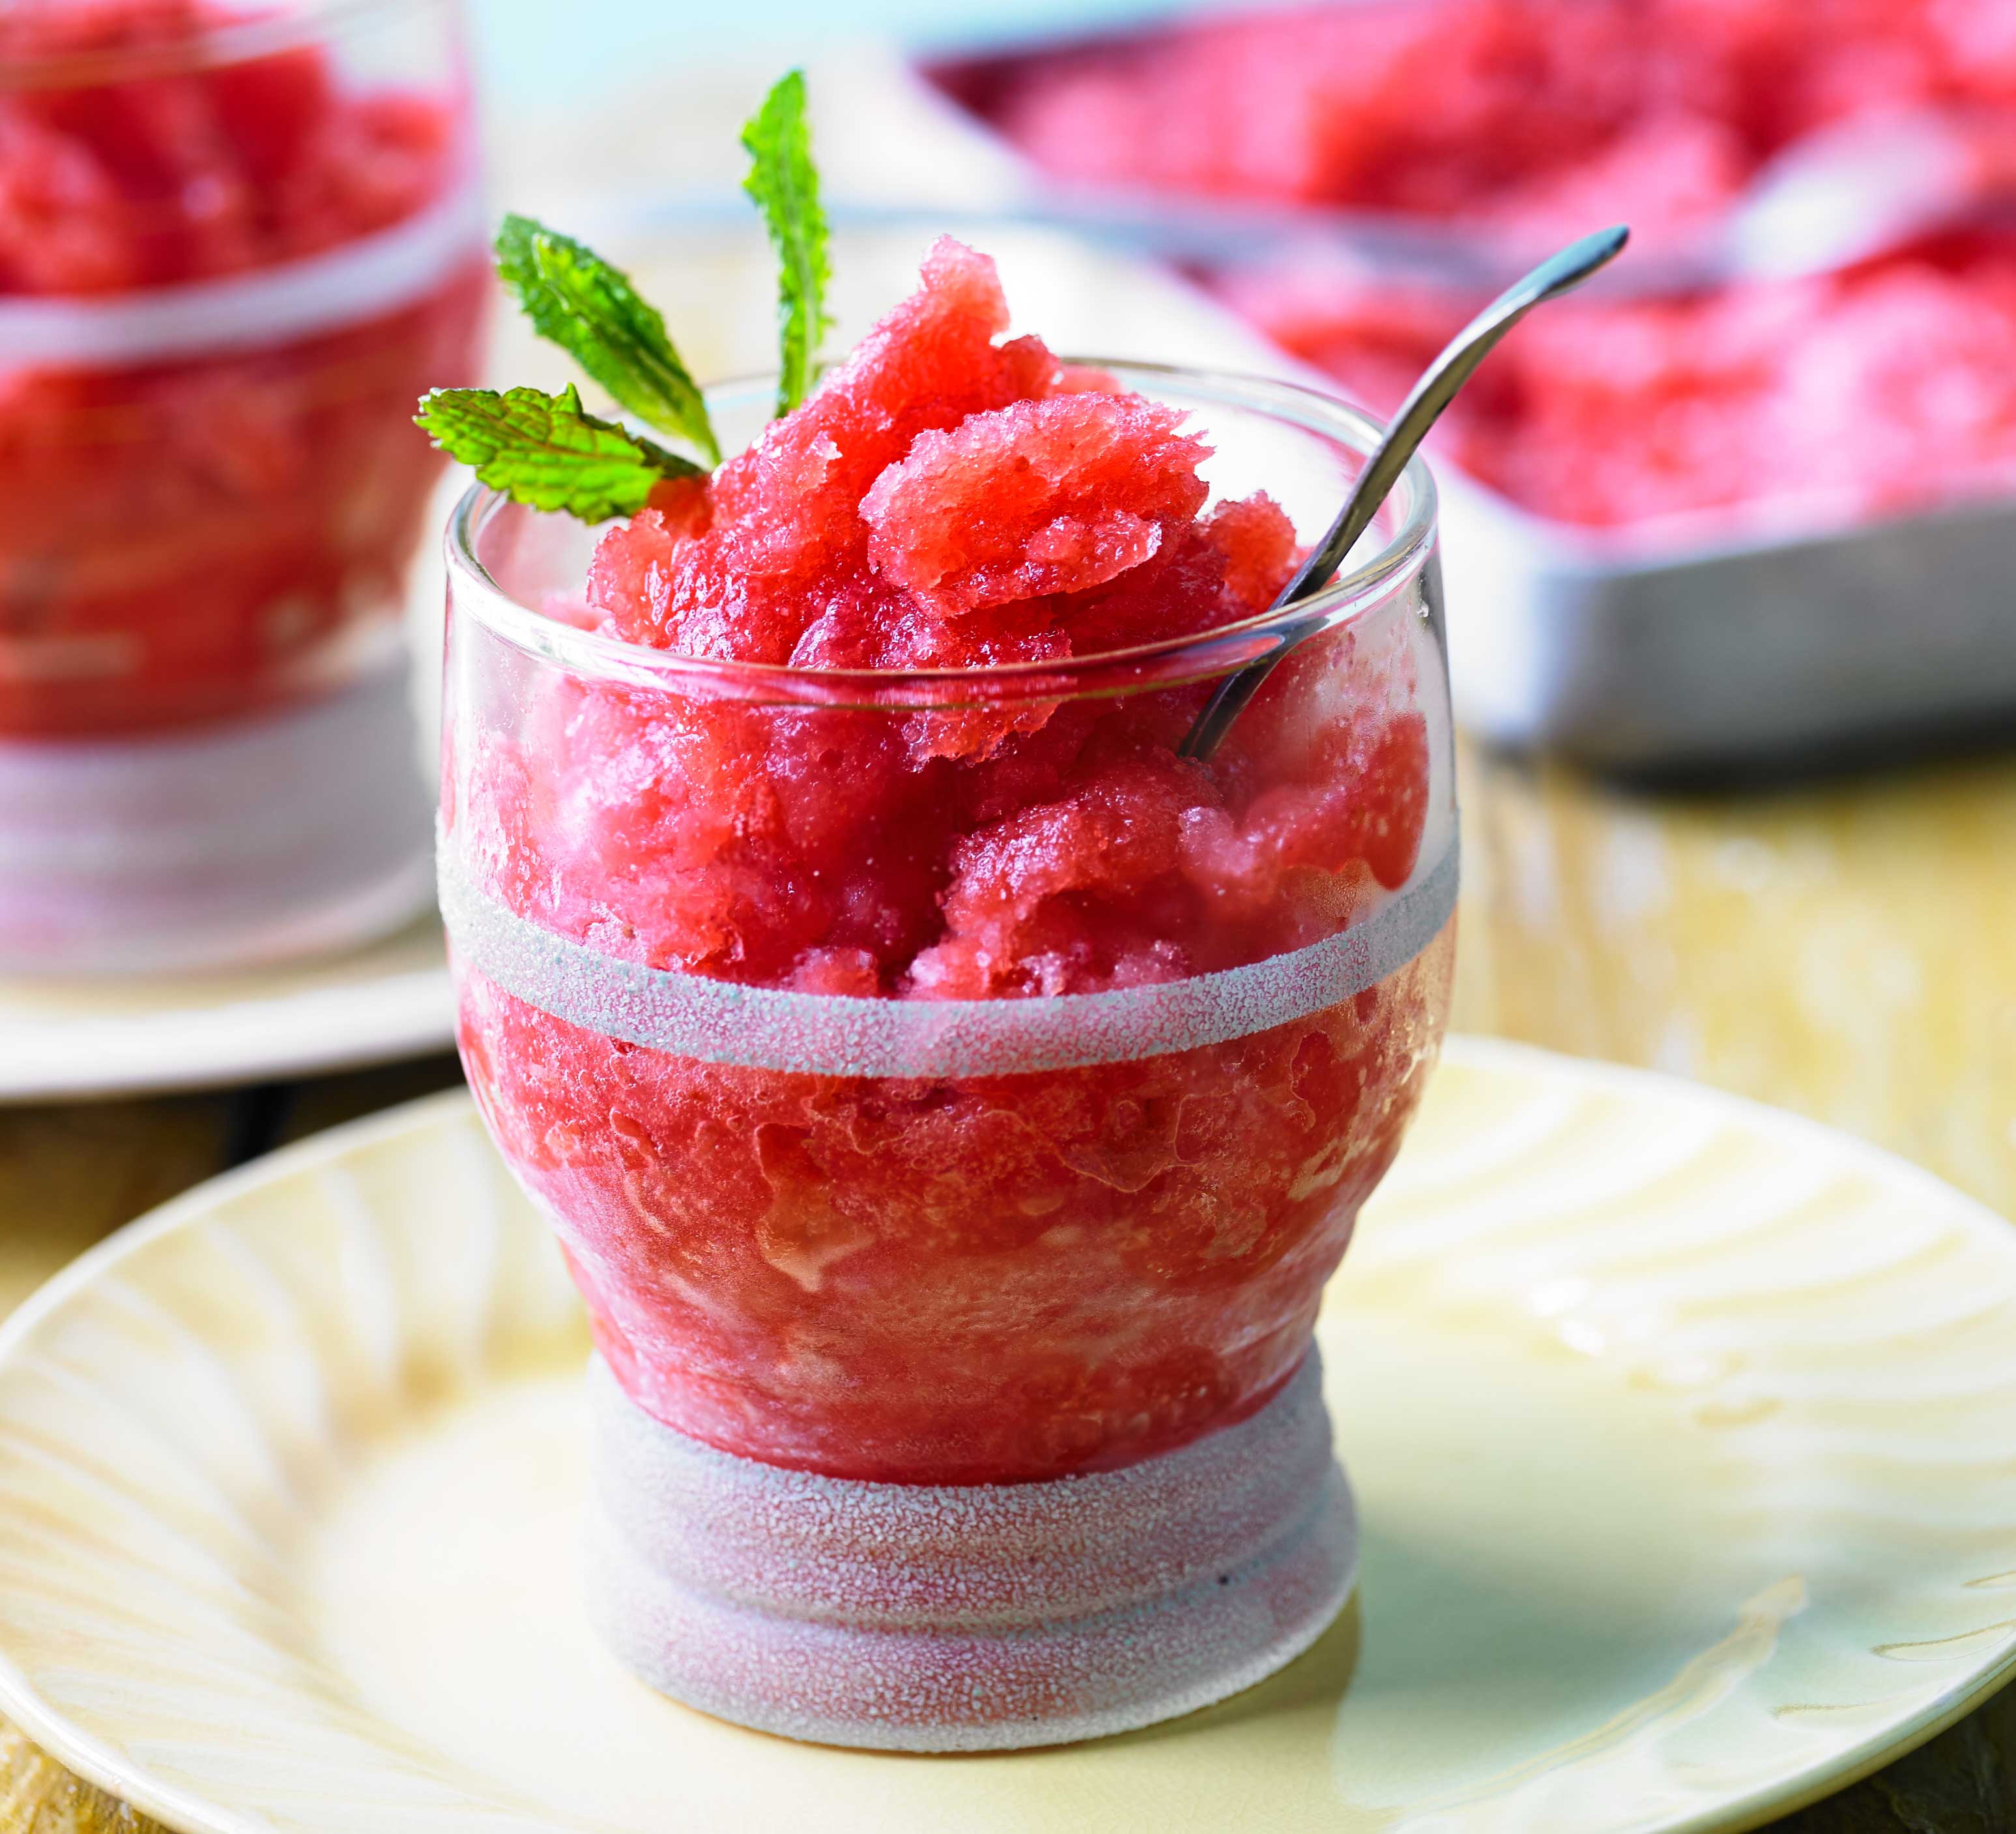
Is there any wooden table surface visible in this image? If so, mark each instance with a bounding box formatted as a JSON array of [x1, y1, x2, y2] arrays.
[[2, 738, 2013, 1830]]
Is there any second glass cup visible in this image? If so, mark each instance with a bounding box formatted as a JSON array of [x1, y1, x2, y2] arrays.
[[440, 364, 1458, 1749], [0, 0, 487, 970]]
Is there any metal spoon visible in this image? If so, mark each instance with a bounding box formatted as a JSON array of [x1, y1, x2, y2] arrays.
[[1177, 224, 1630, 763]]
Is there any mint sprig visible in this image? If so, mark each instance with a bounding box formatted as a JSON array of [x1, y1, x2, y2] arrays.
[[493, 215, 721, 465], [423, 70, 839, 522], [742, 70, 833, 417], [416, 385, 700, 523]]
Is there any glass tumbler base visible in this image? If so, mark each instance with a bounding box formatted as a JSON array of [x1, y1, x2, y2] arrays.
[[584, 1350, 1357, 1751], [0, 660, 433, 975]]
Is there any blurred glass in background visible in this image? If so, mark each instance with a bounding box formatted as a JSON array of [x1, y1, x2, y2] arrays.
[[0, 0, 487, 972]]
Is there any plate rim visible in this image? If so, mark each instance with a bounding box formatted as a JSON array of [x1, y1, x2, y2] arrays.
[[0, 1038, 2012, 1834], [0, 959, 455, 1106]]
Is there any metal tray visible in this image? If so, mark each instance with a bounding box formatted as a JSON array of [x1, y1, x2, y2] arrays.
[[904, 35, 2016, 776], [1435, 480, 2016, 776]]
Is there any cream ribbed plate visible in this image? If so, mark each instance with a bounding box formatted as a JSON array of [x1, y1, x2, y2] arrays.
[[0, 1038, 2011, 1833]]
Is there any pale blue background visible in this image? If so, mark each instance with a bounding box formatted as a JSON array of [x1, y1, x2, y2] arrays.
[[469, 0, 1183, 103]]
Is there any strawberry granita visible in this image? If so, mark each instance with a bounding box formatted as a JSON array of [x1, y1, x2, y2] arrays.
[[0, 0, 486, 736], [442, 239, 1457, 1489], [940, 0, 2016, 257], [1219, 229, 2016, 532]]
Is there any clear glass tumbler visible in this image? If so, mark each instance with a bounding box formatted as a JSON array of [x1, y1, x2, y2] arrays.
[[441, 364, 1458, 1749], [0, 0, 487, 970]]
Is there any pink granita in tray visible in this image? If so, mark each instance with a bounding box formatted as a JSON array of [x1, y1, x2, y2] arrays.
[[940, 0, 2016, 257], [935, 0, 2016, 536], [1218, 228, 2016, 531]]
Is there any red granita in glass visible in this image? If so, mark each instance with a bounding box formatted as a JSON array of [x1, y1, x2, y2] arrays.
[[442, 239, 1459, 1485]]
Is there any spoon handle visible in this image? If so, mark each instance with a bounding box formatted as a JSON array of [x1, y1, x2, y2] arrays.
[[1178, 224, 1630, 763]]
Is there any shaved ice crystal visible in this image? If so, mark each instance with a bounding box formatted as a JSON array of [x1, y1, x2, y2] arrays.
[[862, 392, 1211, 611]]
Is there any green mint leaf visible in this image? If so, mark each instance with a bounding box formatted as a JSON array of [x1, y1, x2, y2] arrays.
[[742, 69, 833, 417], [416, 384, 700, 523], [494, 214, 721, 465]]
